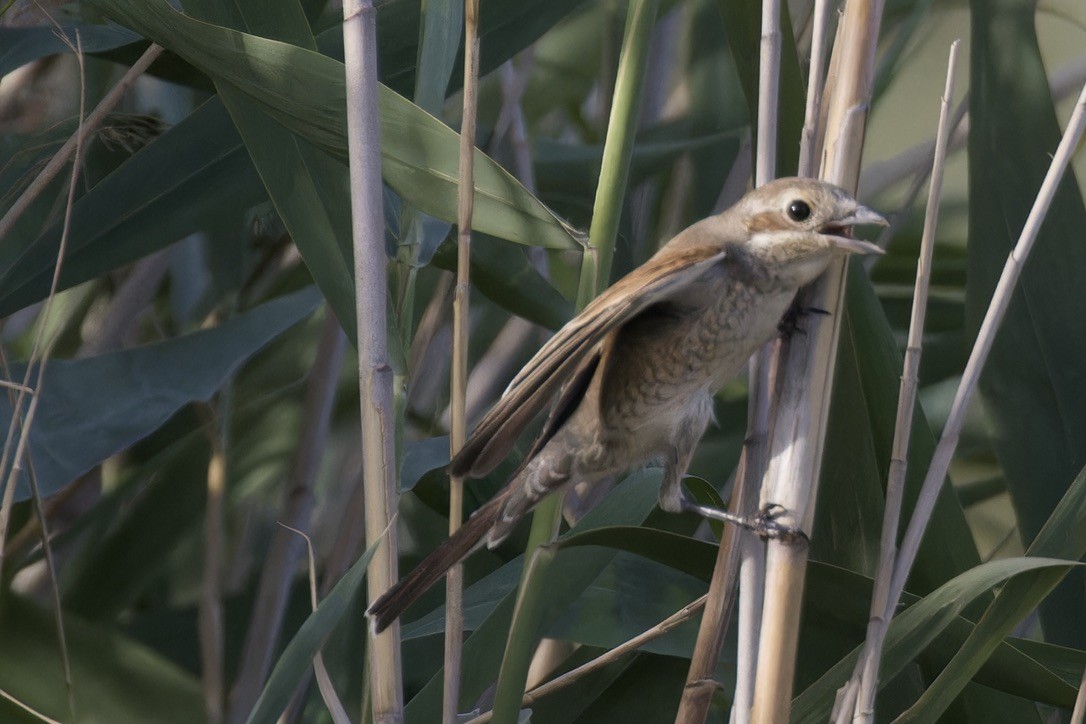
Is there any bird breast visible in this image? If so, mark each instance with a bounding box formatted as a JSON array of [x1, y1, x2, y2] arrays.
[[598, 271, 797, 438]]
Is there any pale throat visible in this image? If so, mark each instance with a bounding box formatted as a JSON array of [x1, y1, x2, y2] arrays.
[[744, 231, 833, 289]]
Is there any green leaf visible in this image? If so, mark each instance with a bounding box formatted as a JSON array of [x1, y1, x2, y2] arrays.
[[716, 0, 805, 175], [0, 98, 266, 318], [61, 428, 212, 618], [969, 0, 1086, 648], [400, 435, 451, 492], [183, 0, 358, 340], [894, 465, 1086, 721], [0, 23, 140, 76], [430, 234, 573, 330], [0, 287, 321, 501], [791, 557, 1080, 723], [403, 470, 663, 720], [0, 594, 203, 723], [88, 0, 581, 253], [838, 263, 982, 593], [246, 541, 379, 724]]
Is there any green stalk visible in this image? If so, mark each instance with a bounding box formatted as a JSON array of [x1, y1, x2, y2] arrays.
[[489, 2, 659, 722], [575, 0, 661, 304]]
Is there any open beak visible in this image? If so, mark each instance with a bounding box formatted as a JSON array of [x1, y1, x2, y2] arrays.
[[821, 204, 888, 255]]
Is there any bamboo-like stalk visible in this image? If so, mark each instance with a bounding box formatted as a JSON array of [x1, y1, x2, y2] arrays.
[[575, 0, 661, 303], [833, 41, 960, 724], [343, 1, 404, 721], [886, 80, 1086, 630], [677, 2, 782, 721], [489, 3, 659, 720], [445, 0, 480, 719], [227, 313, 347, 722], [750, 2, 885, 722]]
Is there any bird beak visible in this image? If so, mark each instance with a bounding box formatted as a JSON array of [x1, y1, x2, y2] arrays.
[[821, 204, 887, 256]]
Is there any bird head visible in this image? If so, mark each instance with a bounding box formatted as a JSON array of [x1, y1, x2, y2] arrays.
[[730, 177, 887, 287]]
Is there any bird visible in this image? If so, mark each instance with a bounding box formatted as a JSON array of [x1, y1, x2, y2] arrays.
[[368, 177, 886, 633]]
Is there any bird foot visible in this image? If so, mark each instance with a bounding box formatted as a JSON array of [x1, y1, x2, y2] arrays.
[[679, 498, 808, 544], [778, 302, 831, 338]]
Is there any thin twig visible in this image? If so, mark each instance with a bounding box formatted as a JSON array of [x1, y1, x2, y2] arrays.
[[0, 27, 94, 722], [445, 0, 480, 719], [0, 688, 62, 724], [679, 2, 787, 720], [886, 80, 1086, 630], [465, 595, 708, 724], [798, 0, 832, 178], [837, 40, 960, 724], [279, 523, 352, 724], [858, 54, 1086, 202], [862, 97, 967, 271], [0, 43, 163, 243]]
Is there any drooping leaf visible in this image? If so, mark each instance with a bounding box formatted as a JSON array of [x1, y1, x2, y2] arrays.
[[0, 287, 321, 501], [792, 557, 1079, 723], [0, 98, 266, 318], [88, 0, 580, 254], [247, 541, 379, 724], [0, 594, 203, 723]]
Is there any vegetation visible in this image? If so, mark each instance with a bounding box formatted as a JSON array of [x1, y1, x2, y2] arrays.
[[0, 0, 1084, 722]]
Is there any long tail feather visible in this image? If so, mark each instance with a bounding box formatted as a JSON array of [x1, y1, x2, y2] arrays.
[[367, 491, 509, 634]]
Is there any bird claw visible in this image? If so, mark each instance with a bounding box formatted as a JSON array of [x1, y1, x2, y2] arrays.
[[750, 503, 808, 544], [778, 303, 832, 338], [678, 498, 807, 544]]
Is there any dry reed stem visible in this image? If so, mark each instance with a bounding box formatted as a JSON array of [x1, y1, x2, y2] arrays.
[[835, 40, 961, 724], [886, 80, 1086, 630], [343, 1, 404, 720], [200, 438, 226, 724], [859, 54, 1086, 202], [751, 2, 885, 721], [445, 0, 480, 719], [798, 0, 832, 177], [677, 2, 783, 721], [0, 687, 62, 724]]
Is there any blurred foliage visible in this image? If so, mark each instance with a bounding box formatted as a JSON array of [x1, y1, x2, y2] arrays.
[[0, 0, 1083, 722]]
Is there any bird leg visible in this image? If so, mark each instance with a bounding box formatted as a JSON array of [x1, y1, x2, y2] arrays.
[[683, 500, 809, 544], [659, 426, 806, 542]]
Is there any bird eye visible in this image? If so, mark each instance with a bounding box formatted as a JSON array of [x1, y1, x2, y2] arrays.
[[787, 200, 811, 222]]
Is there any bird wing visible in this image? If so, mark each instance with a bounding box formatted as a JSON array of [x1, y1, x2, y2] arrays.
[[450, 244, 728, 478]]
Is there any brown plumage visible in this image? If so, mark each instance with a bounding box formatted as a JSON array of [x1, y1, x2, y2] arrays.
[[368, 178, 886, 633]]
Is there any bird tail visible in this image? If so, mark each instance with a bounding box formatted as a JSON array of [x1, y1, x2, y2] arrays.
[[367, 491, 510, 634]]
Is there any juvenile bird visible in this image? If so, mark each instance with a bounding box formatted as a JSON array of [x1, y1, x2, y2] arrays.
[[369, 177, 885, 632]]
